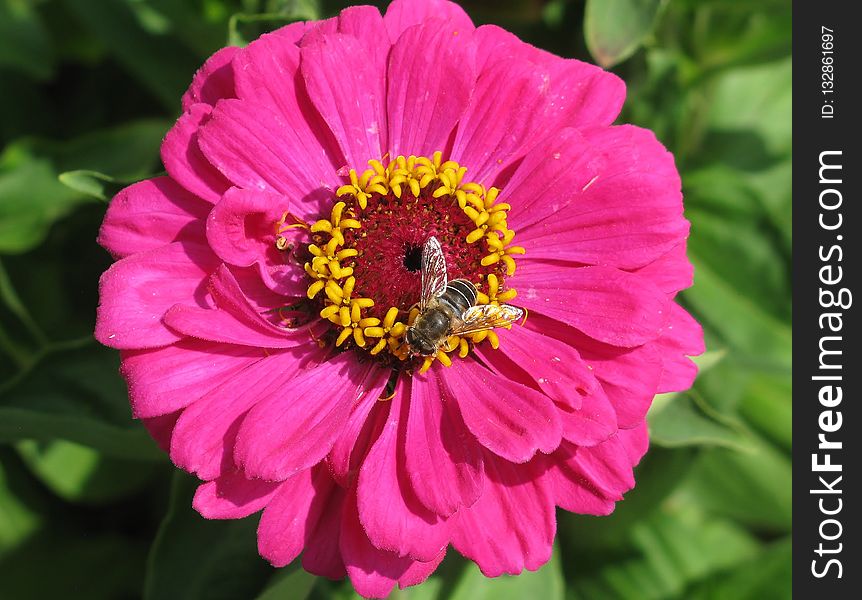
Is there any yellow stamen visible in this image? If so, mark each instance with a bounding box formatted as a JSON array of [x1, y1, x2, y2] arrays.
[[302, 152, 525, 367]]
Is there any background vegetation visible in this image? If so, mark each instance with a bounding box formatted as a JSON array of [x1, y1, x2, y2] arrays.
[[0, 0, 791, 598]]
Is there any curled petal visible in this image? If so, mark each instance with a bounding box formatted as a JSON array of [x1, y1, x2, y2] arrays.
[[181, 46, 238, 111]]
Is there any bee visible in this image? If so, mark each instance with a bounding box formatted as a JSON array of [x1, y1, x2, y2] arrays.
[[404, 236, 525, 357]]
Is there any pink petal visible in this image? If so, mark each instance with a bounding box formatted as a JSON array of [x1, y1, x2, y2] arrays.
[[341, 489, 411, 598], [541, 445, 614, 516], [339, 491, 413, 598], [181, 46, 237, 111], [450, 60, 549, 185], [386, 20, 474, 158], [654, 302, 704, 393], [231, 31, 303, 115], [169, 347, 324, 480], [302, 483, 348, 579], [384, 0, 474, 42], [404, 372, 483, 517], [230, 264, 305, 311], [478, 325, 599, 411], [555, 385, 618, 447], [515, 125, 688, 270], [234, 354, 387, 480], [473, 25, 625, 129], [358, 392, 451, 562], [538, 55, 625, 131], [636, 242, 694, 295], [578, 337, 663, 429], [501, 127, 600, 229], [514, 261, 670, 347], [524, 311, 663, 429], [121, 339, 265, 418], [193, 469, 281, 519], [328, 380, 390, 487], [230, 33, 344, 178], [443, 359, 562, 463], [142, 411, 180, 452], [162, 265, 314, 348], [270, 20, 311, 44], [452, 455, 555, 577], [95, 241, 217, 349], [257, 465, 337, 567], [163, 304, 317, 349], [398, 548, 446, 589], [546, 433, 639, 515], [197, 98, 338, 220], [477, 331, 617, 446], [99, 177, 209, 259], [335, 6, 390, 68], [161, 103, 231, 203], [300, 33, 387, 167], [619, 422, 650, 463], [206, 187, 287, 267]]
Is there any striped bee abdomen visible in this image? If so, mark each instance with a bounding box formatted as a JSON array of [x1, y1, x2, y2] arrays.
[[439, 279, 478, 315]]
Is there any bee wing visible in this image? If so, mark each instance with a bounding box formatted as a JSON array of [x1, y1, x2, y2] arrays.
[[420, 236, 448, 311], [450, 303, 525, 336]]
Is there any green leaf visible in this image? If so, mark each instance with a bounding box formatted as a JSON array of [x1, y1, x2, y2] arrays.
[[683, 438, 792, 532], [447, 549, 564, 600], [138, 0, 236, 58], [704, 58, 792, 159], [686, 209, 789, 321], [61, 0, 204, 110], [377, 549, 563, 600], [0, 0, 55, 79], [744, 158, 792, 253], [648, 390, 752, 451], [1, 450, 148, 598], [254, 565, 317, 600], [144, 472, 273, 600], [584, 0, 663, 67], [571, 506, 760, 600], [0, 151, 92, 254], [0, 343, 163, 460], [0, 527, 146, 600], [683, 254, 791, 369], [58, 170, 127, 201], [0, 119, 169, 254], [16, 439, 164, 504], [737, 371, 791, 452], [21, 118, 172, 179], [256, 563, 318, 600], [0, 258, 46, 345], [227, 0, 321, 46], [0, 456, 41, 556], [686, 536, 791, 599], [559, 447, 698, 557]]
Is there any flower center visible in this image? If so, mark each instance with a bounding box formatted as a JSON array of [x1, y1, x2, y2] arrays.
[[281, 152, 525, 374]]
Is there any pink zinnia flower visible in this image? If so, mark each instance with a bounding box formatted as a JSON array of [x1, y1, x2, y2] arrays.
[[95, 0, 704, 596]]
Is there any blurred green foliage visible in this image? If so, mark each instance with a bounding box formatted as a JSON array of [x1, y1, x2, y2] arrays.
[[0, 0, 790, 598]]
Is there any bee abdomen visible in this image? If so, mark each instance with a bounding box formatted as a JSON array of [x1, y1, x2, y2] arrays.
[[440, 279, 477, 314]]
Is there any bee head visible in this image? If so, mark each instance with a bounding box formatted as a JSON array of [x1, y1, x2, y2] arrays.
[[405, 327, 438, 357]]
